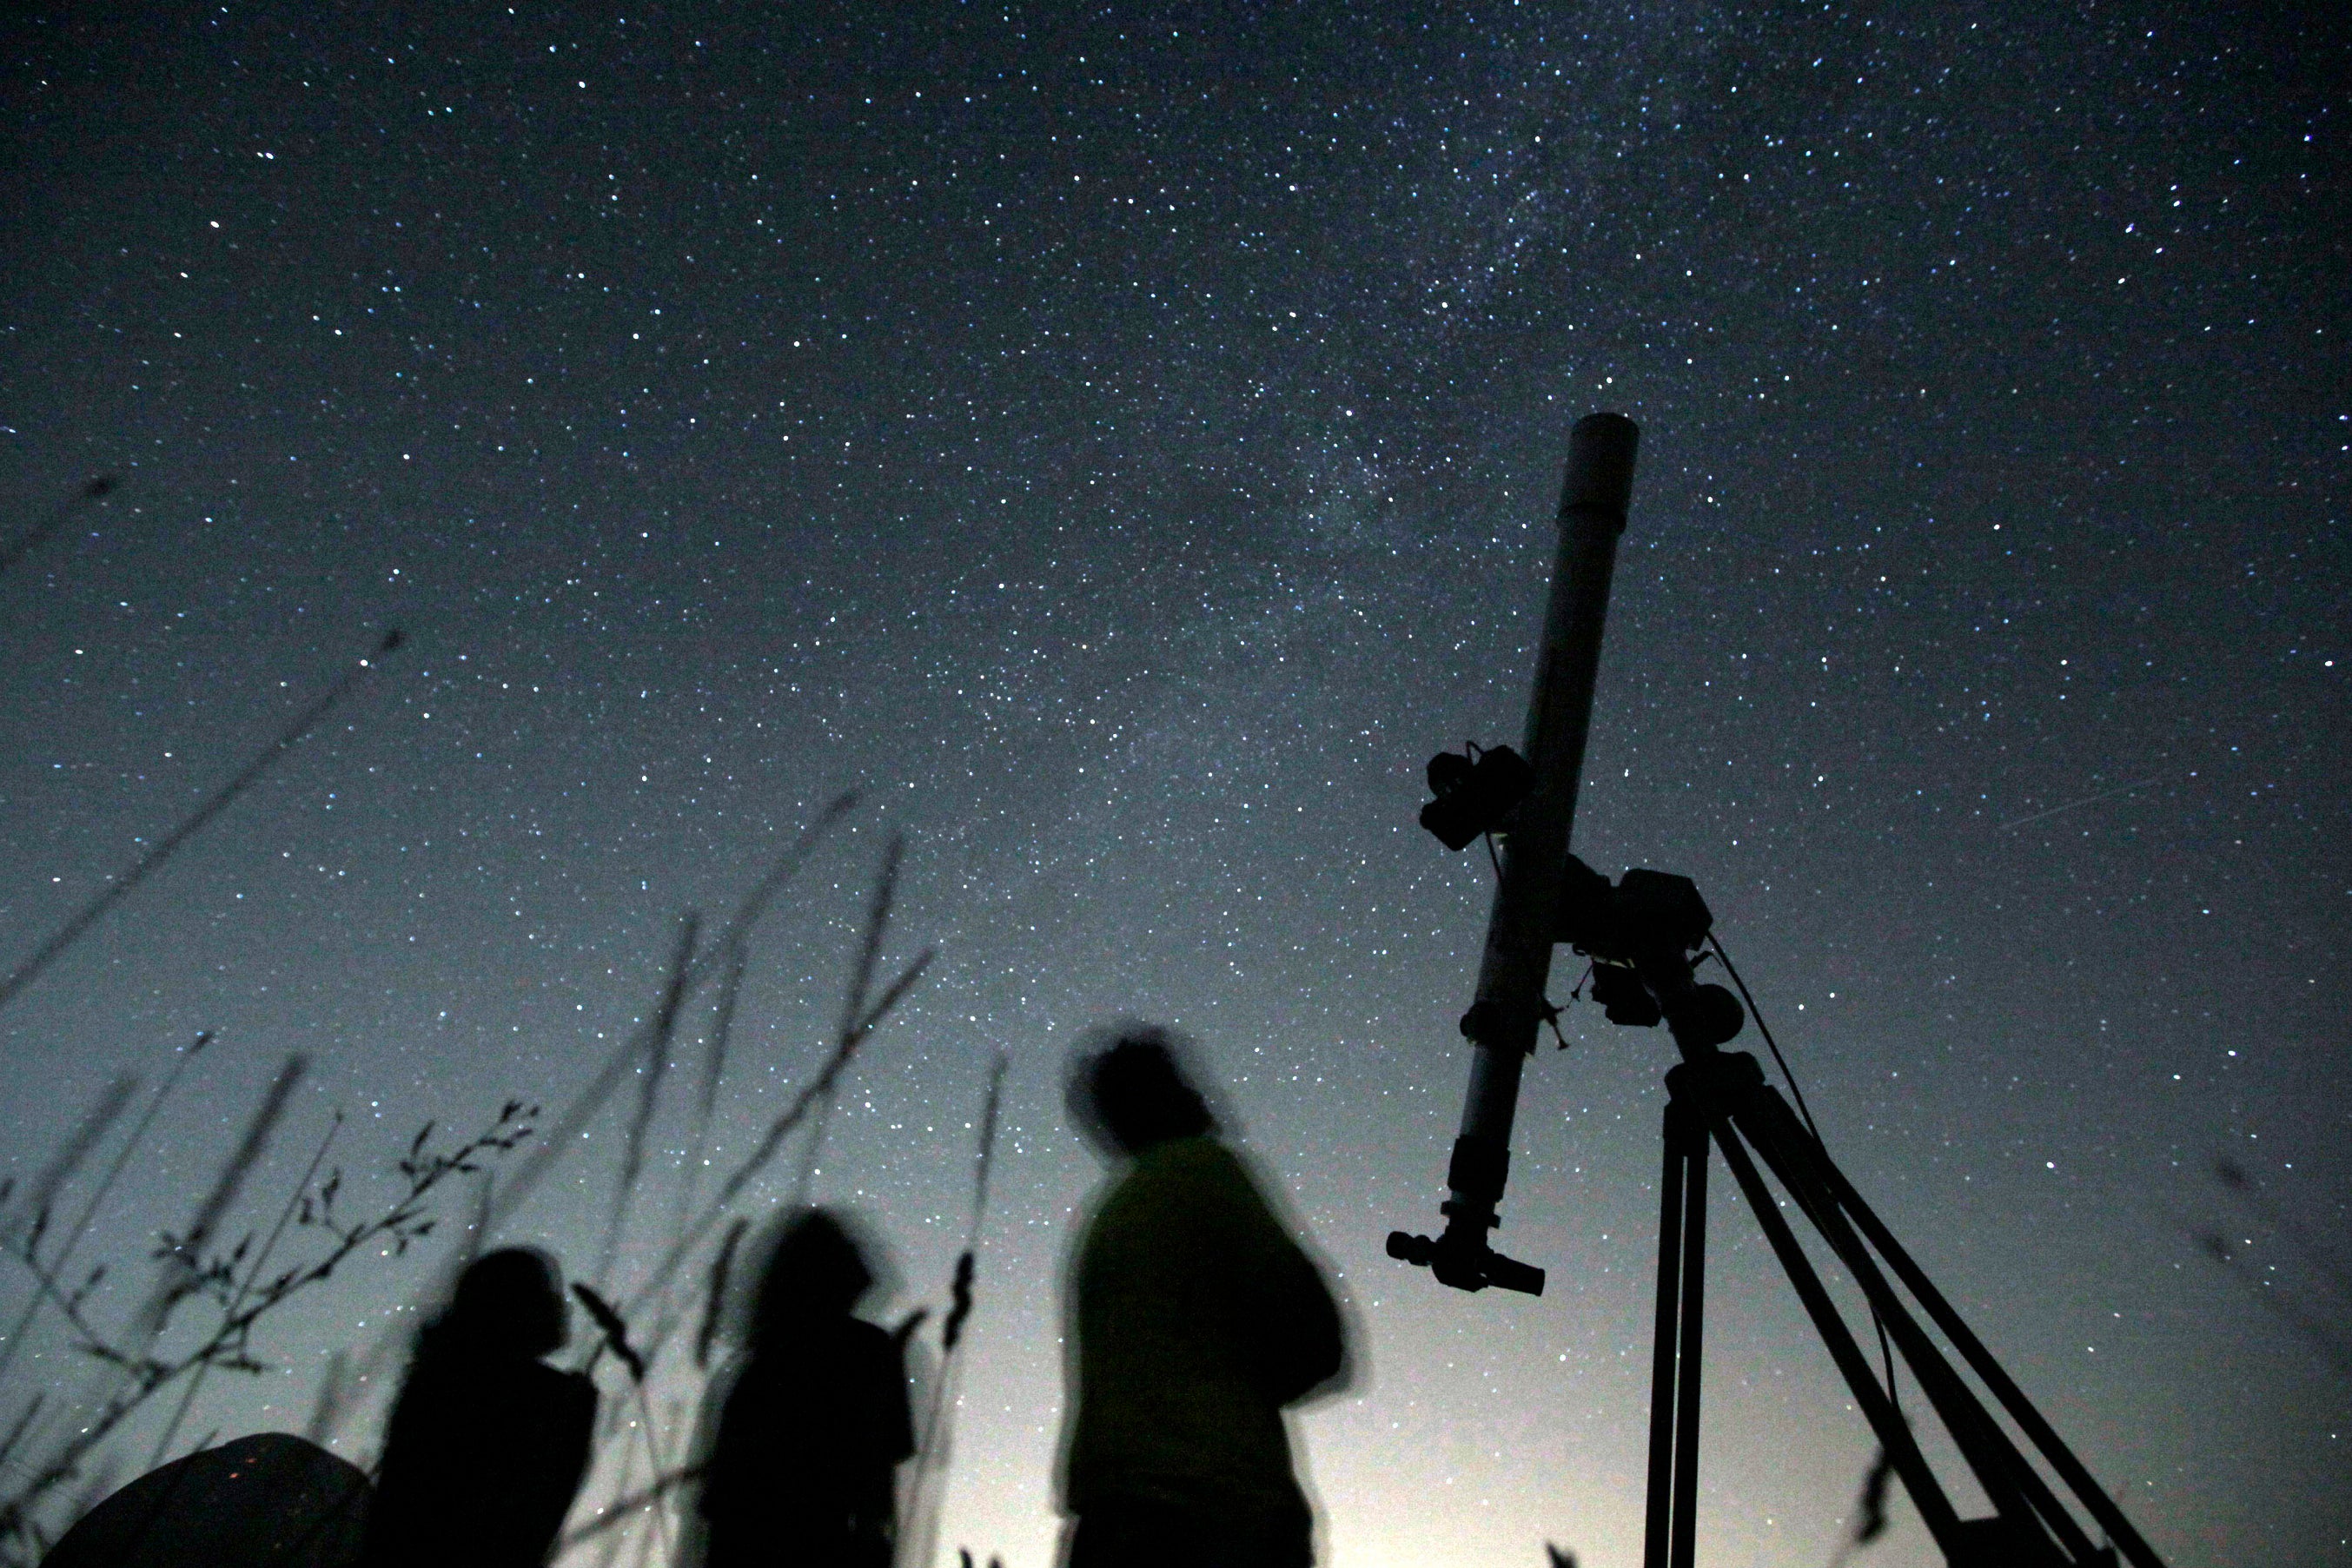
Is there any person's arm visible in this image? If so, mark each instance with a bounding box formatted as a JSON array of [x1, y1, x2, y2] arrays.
[[1257, 1226, 1344, 1405], [551, 1373, 599, 1515], [882, 1330, 918, 1465], [1210, 1147, 1347, 1406], [511, 1369, 598, 1563]]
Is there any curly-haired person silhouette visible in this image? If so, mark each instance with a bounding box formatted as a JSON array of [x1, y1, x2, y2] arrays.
[[1059, 1025, 1350, 1568], [694, 1208, 915, 1568], [362, 1247, 597, 1568]]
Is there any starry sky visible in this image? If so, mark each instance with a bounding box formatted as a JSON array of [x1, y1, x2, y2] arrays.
[[2, 2, 2345, 1565]]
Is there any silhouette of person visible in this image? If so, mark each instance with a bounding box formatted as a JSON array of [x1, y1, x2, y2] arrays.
[[1059, 1023, 1349, 1568], [361, 1247, 596, 1568], [694, 1208, 915, 1568]]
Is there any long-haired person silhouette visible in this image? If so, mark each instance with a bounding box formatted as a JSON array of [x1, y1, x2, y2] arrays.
[[692, 1208, 914, 1568], [363, 1247, 596, 1568]]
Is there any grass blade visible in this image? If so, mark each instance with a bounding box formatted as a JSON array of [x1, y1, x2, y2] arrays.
[[0, 1076, 139, 1254], [0, 632, 405, 1015], [598, 913, 699, 1285], [0, 474, 114, 579], [482, 795, 856, 1237]]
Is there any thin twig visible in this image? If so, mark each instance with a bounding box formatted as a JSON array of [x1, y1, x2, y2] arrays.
[[676, 944, 748, 1241], [787, 1086, 839, 1213], [556, 1463, 706, 1551], [0, 1400, 43, 1485], [128, 1055, 308, 1356], [568, 1285, 673, 1565], [0, 1033, 214, 1383], [627, 945, 931, 1329], [693, 1218, 749, 1372], [620, 835, 929, 1337], [146, 1111, 344, 1466], [0, 1105, 530, 1548], [899, 1053, 1009, 1568], [793, 833, 907, 1208], [0, 1076, 139, 1254]]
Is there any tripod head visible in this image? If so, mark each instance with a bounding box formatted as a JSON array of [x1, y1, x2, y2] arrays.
[[1555, 855, 1746, 1055]]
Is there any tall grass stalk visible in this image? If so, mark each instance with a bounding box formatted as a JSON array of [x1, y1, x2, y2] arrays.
[[144, 1110, 344, 1466], [0, 631, 405, 1016], [483, 791, 857, 1240], [623, 835, 930, 1329], [0, 1076, 138, 1257], [899, 1052, 1009, 1568], [676, 946, 748, 1244], [135, 1057, 308, 1347], [0, 1033, 214, 1392], [0, 475, 114, 579], [548, 833, 933, 1566], [296, 795, 865, 1484], [600, 913, 700, 1285], [0, 1100, 533, 1562]]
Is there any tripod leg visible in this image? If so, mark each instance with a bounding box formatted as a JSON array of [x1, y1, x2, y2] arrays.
[[1669, 1115, 1706, 1568], [1736, 1089, 2097, 1565], [1700, 1108, 1974, 1560], [1641, 1101, 1690, 1568], [1803, 1120, 2169, 1568]]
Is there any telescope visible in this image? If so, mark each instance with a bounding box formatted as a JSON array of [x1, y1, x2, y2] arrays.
[[1386, 414, 2163, 1568]]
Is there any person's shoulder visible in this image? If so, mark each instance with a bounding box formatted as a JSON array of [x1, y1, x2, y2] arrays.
[[1143, 1134, 1261, 1196], [520, 1358, 598, 1416], [757, 1313, 895, 1358], [823, 1313, 887, 1344], [1116, 1136, 1273, 1224], [1136, 1133, 1237, 1175], [840, 1314, 898, 1362]]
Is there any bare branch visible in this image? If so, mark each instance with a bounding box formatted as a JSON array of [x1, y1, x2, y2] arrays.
[[695, 1217, 749, 1372], [556, 1464, 705, 1551], [0, 1103, 531, 1550], [146, 1109, 344, 1466]]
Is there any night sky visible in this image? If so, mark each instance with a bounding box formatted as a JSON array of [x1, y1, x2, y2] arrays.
[[2, 3, 2345, 1565]]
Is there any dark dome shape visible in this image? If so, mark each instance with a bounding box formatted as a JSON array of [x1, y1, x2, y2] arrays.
[[43, 1432, 369, 1568]]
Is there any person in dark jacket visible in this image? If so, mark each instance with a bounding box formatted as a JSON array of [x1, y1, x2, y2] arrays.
[[1059, 1023, 1350, 1568], [363, 1247, 597, 1568], [694, 1207, 915, 1568]]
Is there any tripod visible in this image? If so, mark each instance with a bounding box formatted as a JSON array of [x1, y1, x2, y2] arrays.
[[1388, 413, 2170, 1567], [1633, 943, 2162, 1568]]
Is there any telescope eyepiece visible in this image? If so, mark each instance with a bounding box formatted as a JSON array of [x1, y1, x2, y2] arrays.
[[1387, 1228, 1546, 1295]]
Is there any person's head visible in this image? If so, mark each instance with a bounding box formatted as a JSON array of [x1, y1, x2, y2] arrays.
[[432, 1247, 567, 1359], [748, 1207, 876, 1346], [1067, 1022, 1218, 1158]]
